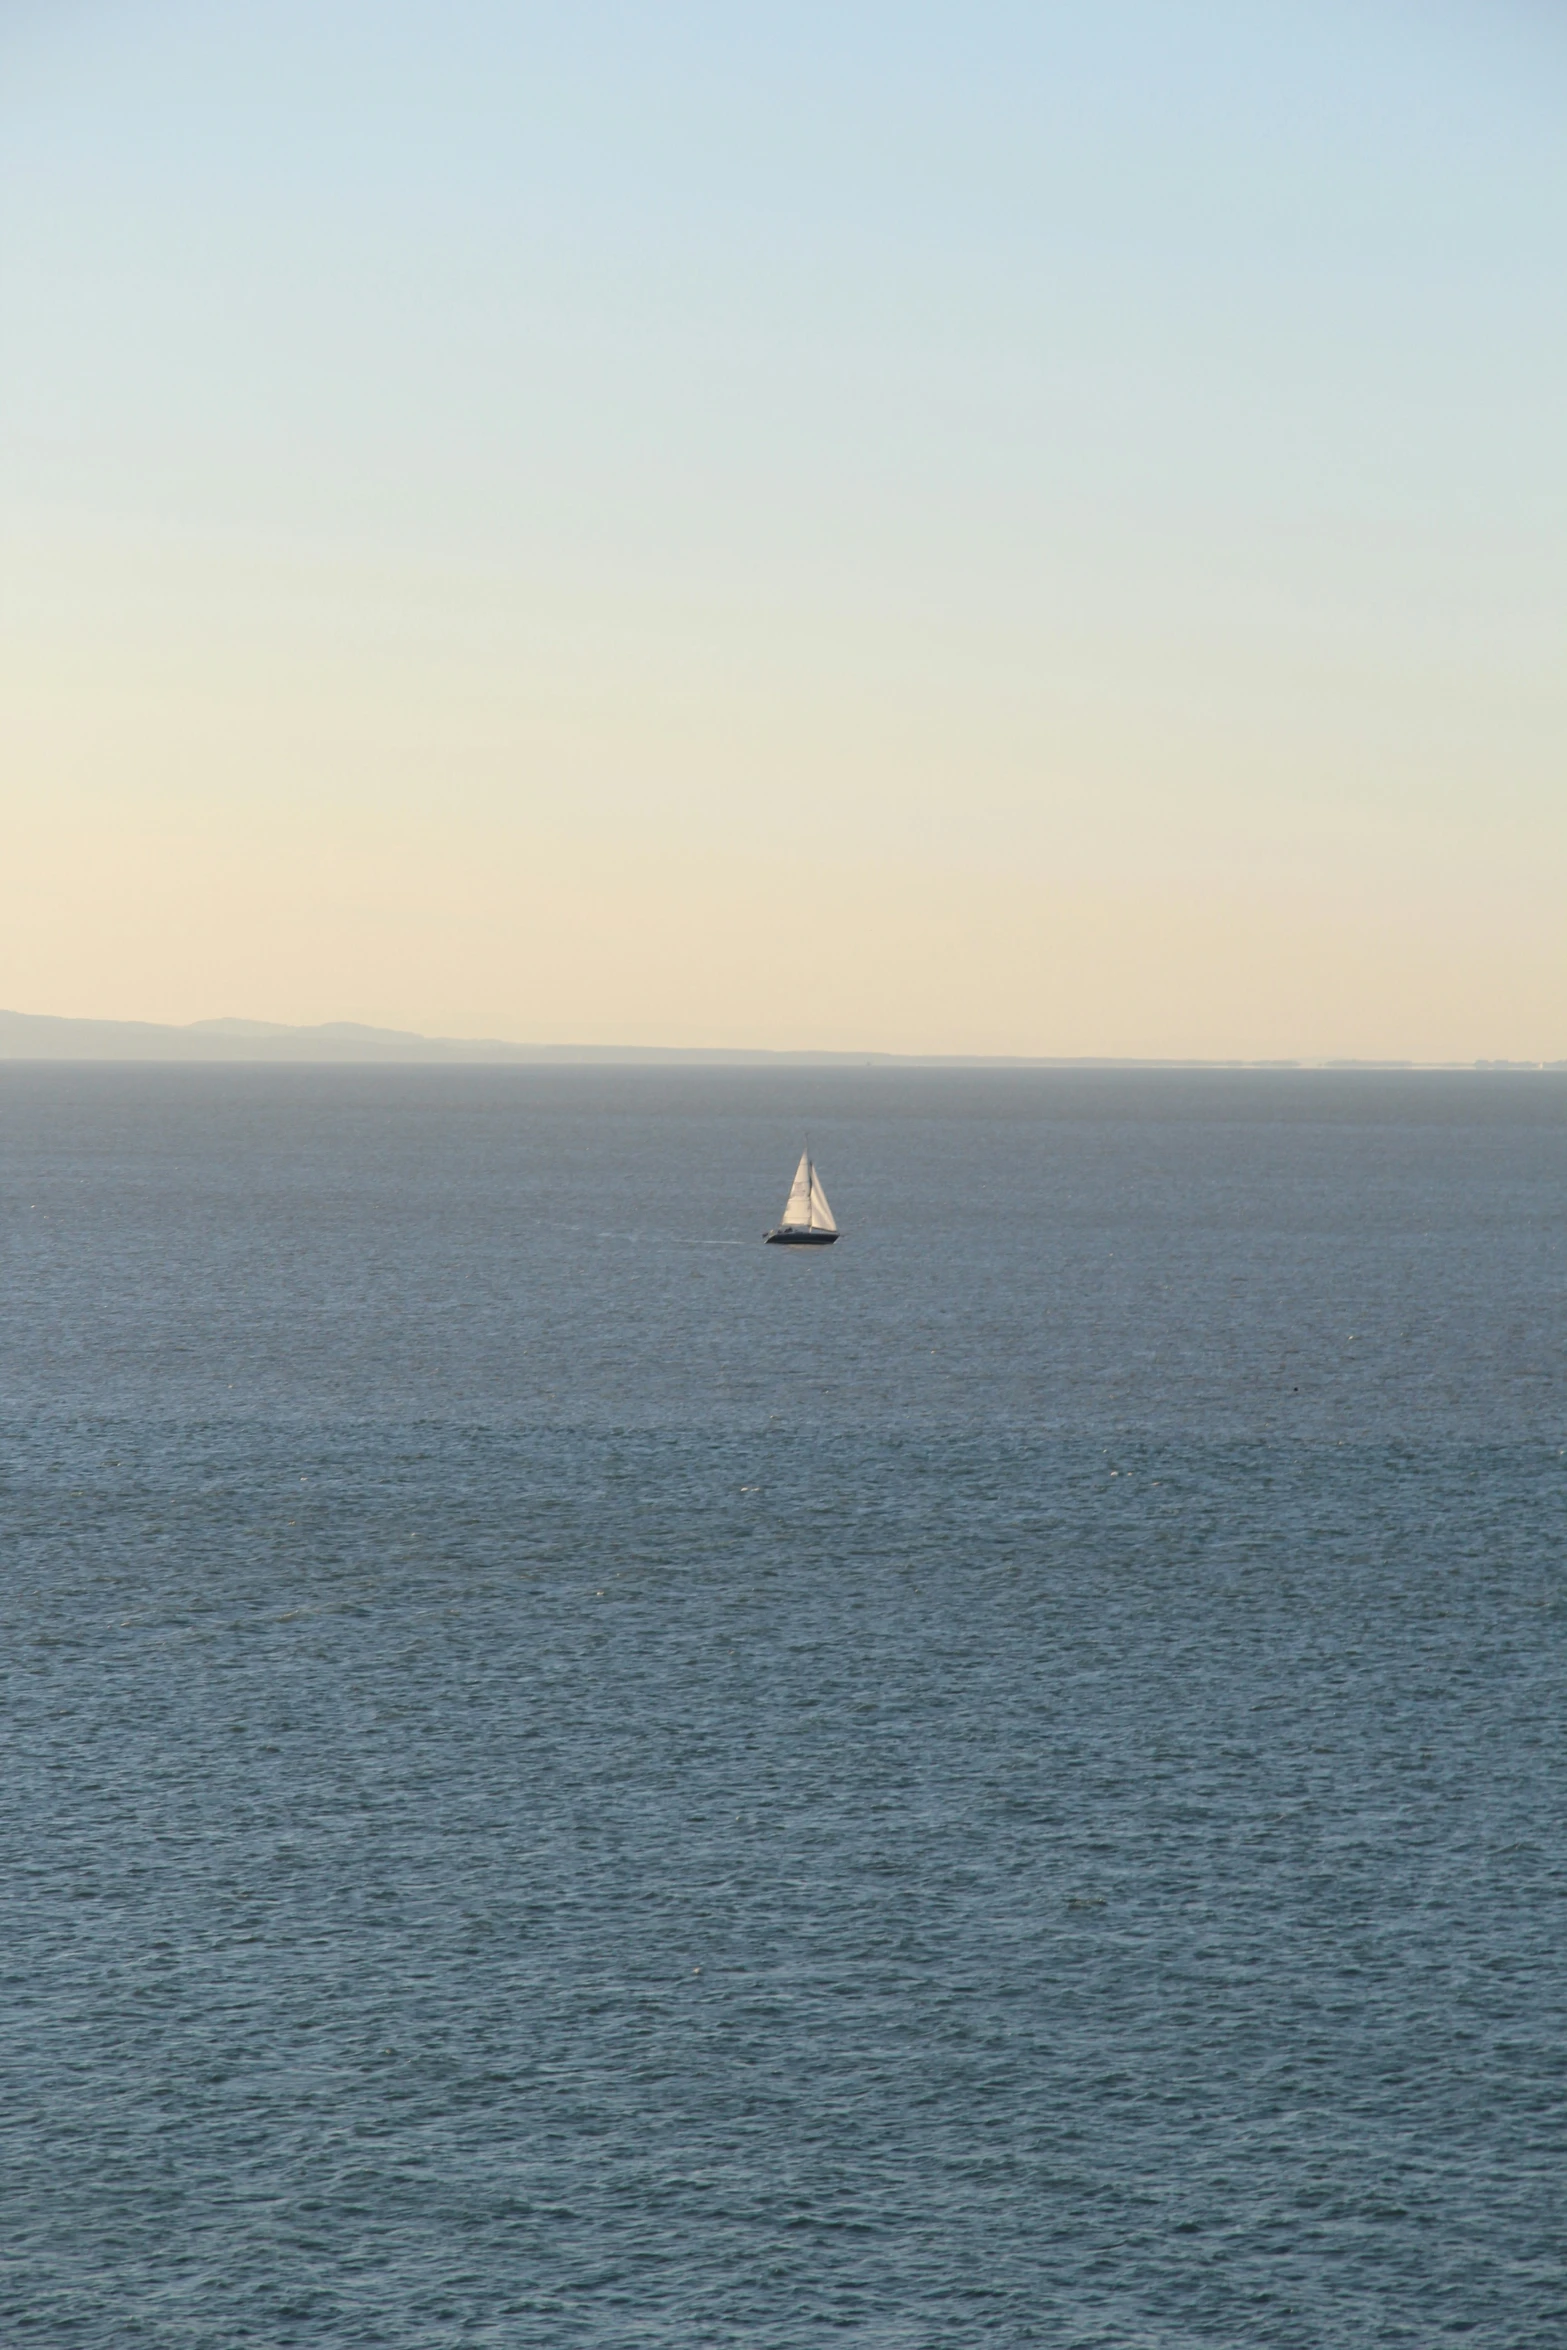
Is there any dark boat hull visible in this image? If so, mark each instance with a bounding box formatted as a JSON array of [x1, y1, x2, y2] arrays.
[[765, 1227, 838, 1246]]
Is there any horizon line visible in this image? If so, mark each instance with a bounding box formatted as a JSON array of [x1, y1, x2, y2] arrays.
[[0, 1008, 1562, 1073]]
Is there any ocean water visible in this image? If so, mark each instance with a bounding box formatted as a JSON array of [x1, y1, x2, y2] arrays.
[[1, 1065, 1563, 2348]]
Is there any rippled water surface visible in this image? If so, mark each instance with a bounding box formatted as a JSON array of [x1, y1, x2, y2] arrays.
[[2, 1067, 1564, 2345]]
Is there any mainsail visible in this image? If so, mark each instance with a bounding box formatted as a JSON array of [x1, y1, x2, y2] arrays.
[[781, 1150, 813, 1225], [779, 1149, 837, 1232]]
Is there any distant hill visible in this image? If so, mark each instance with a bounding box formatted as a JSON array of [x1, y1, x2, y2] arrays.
[[0, 1010, 909, 1065], [0, 1009, 525, 1062]]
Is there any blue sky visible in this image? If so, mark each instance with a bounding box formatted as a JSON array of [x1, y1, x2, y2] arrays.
[[3, 2, 1563, 1053]]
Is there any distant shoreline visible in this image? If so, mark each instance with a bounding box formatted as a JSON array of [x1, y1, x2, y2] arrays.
[[0, 1009, 1561, 1071]]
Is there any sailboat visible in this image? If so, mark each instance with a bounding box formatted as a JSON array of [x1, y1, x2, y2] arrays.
[[765, 1147, 839, 1246]]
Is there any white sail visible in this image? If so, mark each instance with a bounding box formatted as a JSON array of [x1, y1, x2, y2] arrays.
[[780, 1150, 813, 1225], [808, 1171, 836, 1231]]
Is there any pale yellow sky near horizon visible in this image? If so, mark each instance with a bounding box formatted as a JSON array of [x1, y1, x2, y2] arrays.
[[3, 4, 1564, 1060]]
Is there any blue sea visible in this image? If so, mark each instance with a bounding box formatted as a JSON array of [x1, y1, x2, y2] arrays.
[[2, 1066, 1563, 2346]]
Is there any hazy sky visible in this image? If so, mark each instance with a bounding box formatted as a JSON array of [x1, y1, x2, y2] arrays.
[[3, 2, 1563, 1056]]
